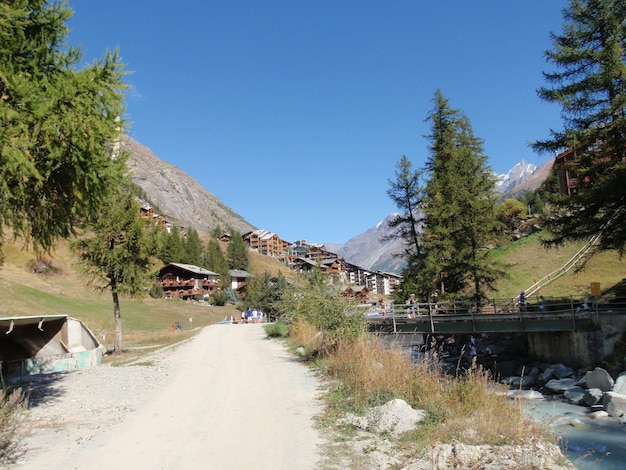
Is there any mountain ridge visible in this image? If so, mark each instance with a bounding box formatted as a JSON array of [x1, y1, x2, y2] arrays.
[[124, 134, 553, 275], [123, 136, 255, 236], [328, 157, 553, 273]]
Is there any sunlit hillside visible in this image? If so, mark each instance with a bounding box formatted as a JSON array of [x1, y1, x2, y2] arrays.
[[491, 233, 626, 300], [1, 232, 624, 340]]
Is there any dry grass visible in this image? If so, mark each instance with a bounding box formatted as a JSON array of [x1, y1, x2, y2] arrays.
[[306, 332, 544, 452], [491, 233, 626, 299], [0, 389, 27, 465]]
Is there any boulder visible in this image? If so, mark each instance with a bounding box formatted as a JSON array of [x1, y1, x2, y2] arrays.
[[588, 410, 609, 419], [429, 442, 572, 470], [505, 390, 544, 400], [340, 398, 426, 437], [544, 378, 577, 394], [503, 376, 535, 389], [582, 388, 604, 407], [563, 386, 586, 405], [585, 367, 614, 392], [553, 363, 575, 379], [538, 364, 574, 384], [613, 372, 626, 395], [602, 391, 626, 417]]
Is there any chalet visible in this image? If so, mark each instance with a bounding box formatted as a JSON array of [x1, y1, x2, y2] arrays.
[[138, 202, 171, 232], [553, 147, 579, 196], [230, 269, 254, 298], [242, 229, 291, 261], [342, 285, 370, 303], [158, 263, 220, 300], [553, 141, 618, 196]]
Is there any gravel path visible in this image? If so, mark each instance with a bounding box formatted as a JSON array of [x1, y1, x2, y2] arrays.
[[11, 324, 323, 469]]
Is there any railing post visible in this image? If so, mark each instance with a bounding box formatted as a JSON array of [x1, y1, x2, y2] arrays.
[[429, 307, 435, 334]]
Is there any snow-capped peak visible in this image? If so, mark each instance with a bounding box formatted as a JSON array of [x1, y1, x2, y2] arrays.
[[495, 159, 537, 193]]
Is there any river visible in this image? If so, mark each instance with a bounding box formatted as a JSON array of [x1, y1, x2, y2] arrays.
[[523, 397, 626, 469]]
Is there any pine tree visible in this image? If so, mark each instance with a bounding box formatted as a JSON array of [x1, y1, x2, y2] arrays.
[[203, 239, 231, 288], [533, 0, 626, 253], [0, 1, 128, 257], [159, 226, 185, 264], [71, 188, 155, 355], [227, 230, 249, 271], [183, 228, 203, 266], [422, 90, 503, 303]]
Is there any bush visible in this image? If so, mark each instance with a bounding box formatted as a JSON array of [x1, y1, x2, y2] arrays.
[[148, 282, 163, 299], [0, 388, 27, 464], [264, 321, 289, 338], [210, 291, 229, 306]]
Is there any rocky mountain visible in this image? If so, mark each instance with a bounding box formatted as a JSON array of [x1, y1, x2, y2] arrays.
[[495, 158, 553, 197], [123, 136, 255, 236], [123, 134, 554, 276], [495, 159, 537, 193], [325, 214, 406, 274], [329, 158, 555, 274]]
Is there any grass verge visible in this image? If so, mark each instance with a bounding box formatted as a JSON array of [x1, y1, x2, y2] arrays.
[[285, 325, 549, 464]]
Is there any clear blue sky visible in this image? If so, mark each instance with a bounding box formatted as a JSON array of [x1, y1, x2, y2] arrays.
[[68, 1, 567, 244]]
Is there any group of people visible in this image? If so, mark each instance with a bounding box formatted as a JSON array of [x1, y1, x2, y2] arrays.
[[241, 308, 265, 323]]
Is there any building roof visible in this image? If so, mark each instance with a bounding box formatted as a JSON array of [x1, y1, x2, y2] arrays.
[[160, 263, 218, 277], [229, 269, 254, 278]]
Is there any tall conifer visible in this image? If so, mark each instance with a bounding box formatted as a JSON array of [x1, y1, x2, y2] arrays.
[[422, 90, 503, 303], [533, 0, 626, 253]]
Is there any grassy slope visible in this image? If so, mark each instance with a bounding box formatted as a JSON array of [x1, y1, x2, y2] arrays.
[[1, 233, 624, 349], [491, 233, 626, 300]]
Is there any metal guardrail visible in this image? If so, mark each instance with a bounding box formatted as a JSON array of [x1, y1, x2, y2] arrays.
[[524, 231, 602, 298], [367, 297, 625, 335]]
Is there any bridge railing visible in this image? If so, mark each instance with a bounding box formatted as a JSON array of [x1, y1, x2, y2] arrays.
[[380, 295, 601, 319], [367, 296, 619, 334]]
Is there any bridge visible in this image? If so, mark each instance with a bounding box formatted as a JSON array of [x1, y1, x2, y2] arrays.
[[367, 297, 625, 335]]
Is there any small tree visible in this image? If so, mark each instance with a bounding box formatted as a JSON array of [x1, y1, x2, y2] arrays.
[[276, 269, 366, 352], [158, 225, 184, 264], [71, 188, 155, 354], [385, 155, 425, 299], [496, 198, 527, 232]]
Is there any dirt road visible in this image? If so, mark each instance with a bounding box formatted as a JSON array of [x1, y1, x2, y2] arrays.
[[17, 324, 323, 469]]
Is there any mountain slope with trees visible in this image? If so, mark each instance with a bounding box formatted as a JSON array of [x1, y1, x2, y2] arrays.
[[123, 136, 255, 237]]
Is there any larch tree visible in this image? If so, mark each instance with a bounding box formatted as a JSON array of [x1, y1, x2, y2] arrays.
[[0, 1, 127, 259], [385, 155, 425, 300], [71, 188, 156, 355], [422, 90, 503, 304], [533, 0, 626, 254]]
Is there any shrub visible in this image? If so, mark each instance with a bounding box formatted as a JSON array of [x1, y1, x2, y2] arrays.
[[0, 388, 27, 464], [264, 321, 289, 338], [148, 282, 163, 299], [210, 291, 229, 306]]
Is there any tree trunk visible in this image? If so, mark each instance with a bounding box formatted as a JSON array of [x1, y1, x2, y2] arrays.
[[113, 290, 122, 355]]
